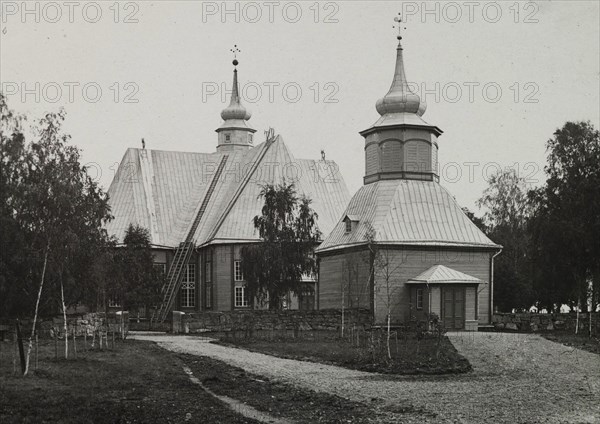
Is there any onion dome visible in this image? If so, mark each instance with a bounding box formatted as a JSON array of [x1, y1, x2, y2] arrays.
[[375, 36, 427, 117], [221, 61, 252, 121]]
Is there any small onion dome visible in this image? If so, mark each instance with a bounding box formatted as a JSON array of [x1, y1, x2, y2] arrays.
[[375, 43, 427, 117], [221, 68, 252, 121], [221, 100, 252, 121]]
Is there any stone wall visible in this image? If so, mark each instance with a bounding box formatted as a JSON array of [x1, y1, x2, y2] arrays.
[[0, 312, 129, 340], [175, 309, 372, 334], [492, 312, 599, 333]]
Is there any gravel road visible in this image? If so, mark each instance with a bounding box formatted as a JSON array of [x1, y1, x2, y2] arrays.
[[132, 332, 600, 423]]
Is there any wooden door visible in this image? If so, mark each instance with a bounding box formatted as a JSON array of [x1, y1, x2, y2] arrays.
[[442, 287, 465, 330]]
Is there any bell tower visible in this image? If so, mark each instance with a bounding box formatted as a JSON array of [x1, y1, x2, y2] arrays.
[[360, 15, 443, 184], [216, 45, 257, 153]]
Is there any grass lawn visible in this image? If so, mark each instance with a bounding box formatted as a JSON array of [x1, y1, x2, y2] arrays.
[[0, 338, 257, 424], [180, 353, 415, 423], [215, 332, 471, 375], [541, 331, 600, 355], [1, 336, 417, 423]]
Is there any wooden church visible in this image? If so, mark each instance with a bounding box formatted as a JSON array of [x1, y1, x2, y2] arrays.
[[315, 31, 501, 330], [106, 30, 500, 330], [104, 57, 350, 321]]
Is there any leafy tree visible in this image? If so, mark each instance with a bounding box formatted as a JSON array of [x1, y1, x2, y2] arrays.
[[477, 168, 534, 311], [461, 207, 488, 234], [0, 93, 112, 372], [111, 224, 162, 312], [529, 121, 600, 311], [241, 183, 321, 310], [0, 95, 31, 316]]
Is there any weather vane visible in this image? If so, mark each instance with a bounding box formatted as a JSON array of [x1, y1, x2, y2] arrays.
[[230, 44, 241, 66], [393, 13, 405, 40]]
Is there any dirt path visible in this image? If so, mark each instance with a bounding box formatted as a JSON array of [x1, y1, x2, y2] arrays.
[[132, 332, 600, 423]]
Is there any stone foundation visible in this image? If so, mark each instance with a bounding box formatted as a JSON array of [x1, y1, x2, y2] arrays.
[[174, 309, 372, 334], [492, 312, 598, 333], [0, 312, 129, 340]]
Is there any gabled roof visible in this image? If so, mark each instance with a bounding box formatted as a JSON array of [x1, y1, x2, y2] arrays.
[[316, 179, 501, 253], [407, 265, 481, 284], [105, 136, 350, 248]]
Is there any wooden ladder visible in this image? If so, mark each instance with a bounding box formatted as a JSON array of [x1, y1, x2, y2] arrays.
[[152, 154, 229, 323]]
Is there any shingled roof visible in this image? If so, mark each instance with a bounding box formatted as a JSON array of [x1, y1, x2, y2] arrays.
[[105, 136, 350, 248], [316, 179, 500, 253]]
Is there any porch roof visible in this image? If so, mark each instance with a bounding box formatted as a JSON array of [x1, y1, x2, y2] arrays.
[[407, 264, 481, 285]]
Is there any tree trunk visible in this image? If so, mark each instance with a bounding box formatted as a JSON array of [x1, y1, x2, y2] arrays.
[[575, 297, 580, 335], [61, 275, 68, 359], [386, 312, 391, 360], [24, 244, 49, 376]]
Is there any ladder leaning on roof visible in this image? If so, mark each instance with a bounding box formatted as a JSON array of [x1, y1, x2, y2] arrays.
[[151, 154, 229, 323]]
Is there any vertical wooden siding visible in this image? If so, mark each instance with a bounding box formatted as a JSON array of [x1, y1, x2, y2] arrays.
[[319, 250, 371, 310], [320, 247, 492, 325], [215, 245, 232, 311]]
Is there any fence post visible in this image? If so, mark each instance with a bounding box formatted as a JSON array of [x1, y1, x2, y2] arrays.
[[73, 329, 77, 359]]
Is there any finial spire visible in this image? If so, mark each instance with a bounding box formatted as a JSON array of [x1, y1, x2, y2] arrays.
[[393, 13, 405, 43], [230, 44, 241, 67], [219, 45, 252, 122], [374, 15, 426, 117]]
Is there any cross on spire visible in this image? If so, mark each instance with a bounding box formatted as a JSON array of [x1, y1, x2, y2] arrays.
[[393, 13, 406, 41], [230, 44, 241, 66]]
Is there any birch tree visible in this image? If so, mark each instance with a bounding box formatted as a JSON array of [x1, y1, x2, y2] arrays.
[[1, 94, 112, 372], [365, 224, 404, 360], [241, 183, 321, 310]]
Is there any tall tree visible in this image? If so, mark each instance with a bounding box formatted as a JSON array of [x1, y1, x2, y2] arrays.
[[241, 183, 321, 310], [111, 224, 162, 312], [461, 207, 488, 234], [0, 94, 112, 372], [477, 168, 534, 311], [529, 121, 600, 311]]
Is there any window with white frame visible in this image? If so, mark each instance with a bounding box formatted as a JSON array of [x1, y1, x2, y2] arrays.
[[235, 286, 249, 308], [181, 264, 196, 308], [108, 298, 121, 308], [234, 260, 244, 281], [345, 219, 352, 233], [416, 288, 424, 310]]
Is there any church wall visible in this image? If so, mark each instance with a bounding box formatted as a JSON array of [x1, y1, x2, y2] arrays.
[[318, 249, 371, 311], [152, 250, 167, 263], [214, 245, 233, 311], [319, 247, 493, 326], [372, 248, 492, 325]]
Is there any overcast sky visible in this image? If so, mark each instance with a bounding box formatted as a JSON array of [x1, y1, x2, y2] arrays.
[[1, 1, 599, 213]]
